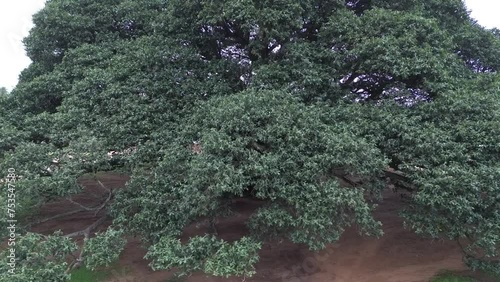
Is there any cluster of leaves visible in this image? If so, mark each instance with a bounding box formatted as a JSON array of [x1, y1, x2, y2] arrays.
[[82, 228, 126, 271], [0, 229, 126, 282], [112, 90, 387, 254], [0, 232, 76, 282], [146, 235, 261, 278]]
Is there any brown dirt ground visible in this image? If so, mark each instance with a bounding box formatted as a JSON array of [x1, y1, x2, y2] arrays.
[[29, 173, 497, 282]]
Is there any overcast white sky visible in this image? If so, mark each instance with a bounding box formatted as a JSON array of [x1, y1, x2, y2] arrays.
[[0, 0, 499, 91]]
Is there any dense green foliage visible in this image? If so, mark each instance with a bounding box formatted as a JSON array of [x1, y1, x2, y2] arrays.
[[0, 87, 8, 96], [1, 0, 499, 279]]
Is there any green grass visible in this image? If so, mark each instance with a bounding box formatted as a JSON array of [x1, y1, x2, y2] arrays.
[[430, 273, 475, 282], [70, 267, 110, 282], [70, 263, 131, 282]]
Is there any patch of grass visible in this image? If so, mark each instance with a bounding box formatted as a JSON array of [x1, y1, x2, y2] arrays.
[[70, 263, 131, 282], [431, 272, 475, 282], [70, 267, 110, 282]]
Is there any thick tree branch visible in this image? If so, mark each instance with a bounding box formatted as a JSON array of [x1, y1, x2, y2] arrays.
[[65, 215, 108, 238], [65, 240, 88, 274], [384, 169, 417, 192], [248, 141, 269, 154]]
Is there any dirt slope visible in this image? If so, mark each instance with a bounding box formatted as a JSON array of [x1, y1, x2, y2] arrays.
[[31, 173, 492, 282]]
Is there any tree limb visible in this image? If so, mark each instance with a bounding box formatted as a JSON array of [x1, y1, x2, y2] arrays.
[[25, 208, 86, 228], [96, 180, 110, 193], [384, 169, 417, 192], [94, 188, 113, 216], [65, 215, 108, 238], [65, 240, 88, 274], [68, 196, 98, 211], [67, 182, 113, 215], [248, 141, 268, 154]]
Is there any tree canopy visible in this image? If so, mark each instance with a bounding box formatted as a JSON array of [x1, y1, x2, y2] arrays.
[[1, 0, 499, 280]]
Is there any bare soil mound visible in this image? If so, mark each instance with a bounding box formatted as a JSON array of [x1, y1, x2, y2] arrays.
[[30, 173, 494, 282]]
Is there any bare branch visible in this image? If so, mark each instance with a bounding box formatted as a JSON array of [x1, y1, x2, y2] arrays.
[[248, 141, 268, 154], [94, 189, 113, 216], [87, 189, 106, 200], [97, 180, 110, 193], [65, 242, 87, 274], [25, 208, 86, 228], [65, 216, 108, 238], [384, 169, 417, 192], [68, 196, 97, 211], [68, 186, 113, 215]]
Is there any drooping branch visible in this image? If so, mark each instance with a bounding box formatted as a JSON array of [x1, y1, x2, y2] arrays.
[[65, 248, 86, 274], [64, 215, 108, 238], [247, 141, 269, 154], [384, 169, 417, 192], [67, 180, 113, 215], [457, 237, 473, 258], [24, 179, 113, 232], [68, 196, 98, 211], [26, 208, 86, 228], [330, 167, 364, 187], [65, 235, 89, 273], [93, 187, 113, 216], [97, 180, 110, 193]]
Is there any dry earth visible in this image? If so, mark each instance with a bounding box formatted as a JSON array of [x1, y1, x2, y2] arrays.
[[28, 173, 496, 282]]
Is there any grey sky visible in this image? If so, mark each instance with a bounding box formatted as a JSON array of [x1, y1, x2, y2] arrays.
[[0, 0, 499, 91], [1, 0, 46, 91]]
